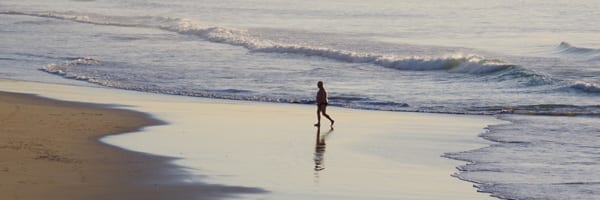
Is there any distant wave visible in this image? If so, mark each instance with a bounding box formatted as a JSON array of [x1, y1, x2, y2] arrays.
[[492, 67, 556, 86], [0, 57, 18, 61], [470, 104, 600, 116], [558, 42, 600, 55], [3, 10, 516, 75], [557, 42, 600, 61], [490, 64, 600, 94], [568, 81, 600, 93]]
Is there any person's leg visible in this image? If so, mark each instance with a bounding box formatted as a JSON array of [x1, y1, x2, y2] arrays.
[[315, 106, 322, 126], [321, 105, 334, 126]]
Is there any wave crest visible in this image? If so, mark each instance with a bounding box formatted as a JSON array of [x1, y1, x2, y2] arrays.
[[3, 10, 516, 75], [168, 16, 516, 74], [558, 42, 600, 61], [569, 81, 600, 93]]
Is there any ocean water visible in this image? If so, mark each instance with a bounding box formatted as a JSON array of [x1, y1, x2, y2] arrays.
[[1, 0, 599, 199]]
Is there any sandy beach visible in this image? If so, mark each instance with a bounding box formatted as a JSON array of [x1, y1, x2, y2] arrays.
[[0, 84, 265, 199], [0, 79, 501, 199], [0, 91, 156, 199]]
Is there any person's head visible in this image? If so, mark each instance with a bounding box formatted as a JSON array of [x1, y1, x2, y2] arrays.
[[317, 81, 324, 89]]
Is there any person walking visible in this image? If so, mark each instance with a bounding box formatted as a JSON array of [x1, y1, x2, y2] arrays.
[[314, 81, 334, 128]]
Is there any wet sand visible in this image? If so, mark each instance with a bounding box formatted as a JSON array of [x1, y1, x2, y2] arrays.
[[0, 79, 501, 199]]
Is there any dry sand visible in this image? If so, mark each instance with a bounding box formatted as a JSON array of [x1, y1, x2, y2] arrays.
[[0, 91, 265, 200]]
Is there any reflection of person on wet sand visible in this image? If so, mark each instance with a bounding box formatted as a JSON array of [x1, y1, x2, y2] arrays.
[[314, 126, 333, 172], [314, 81, 334, 128]]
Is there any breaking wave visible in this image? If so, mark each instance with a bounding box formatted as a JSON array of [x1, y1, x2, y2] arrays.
[[3, 10, 516, 75], [568, 81, 600, 93]]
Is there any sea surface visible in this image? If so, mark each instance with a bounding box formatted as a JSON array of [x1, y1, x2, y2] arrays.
[[1, 0, 599, 199]]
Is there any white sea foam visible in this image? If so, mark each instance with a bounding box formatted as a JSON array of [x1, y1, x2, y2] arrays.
[[41, 57, 99, 81], [4, 10, 515, 75], [164, 16, 518, 74], [445, 115, 600, 200], [570, 81, 600, 93]]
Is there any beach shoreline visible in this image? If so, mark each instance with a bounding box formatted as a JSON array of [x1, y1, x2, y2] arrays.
[[0, 87, 266, 199], [3, 1, 597, 199], [0, 79, 501, 199]]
